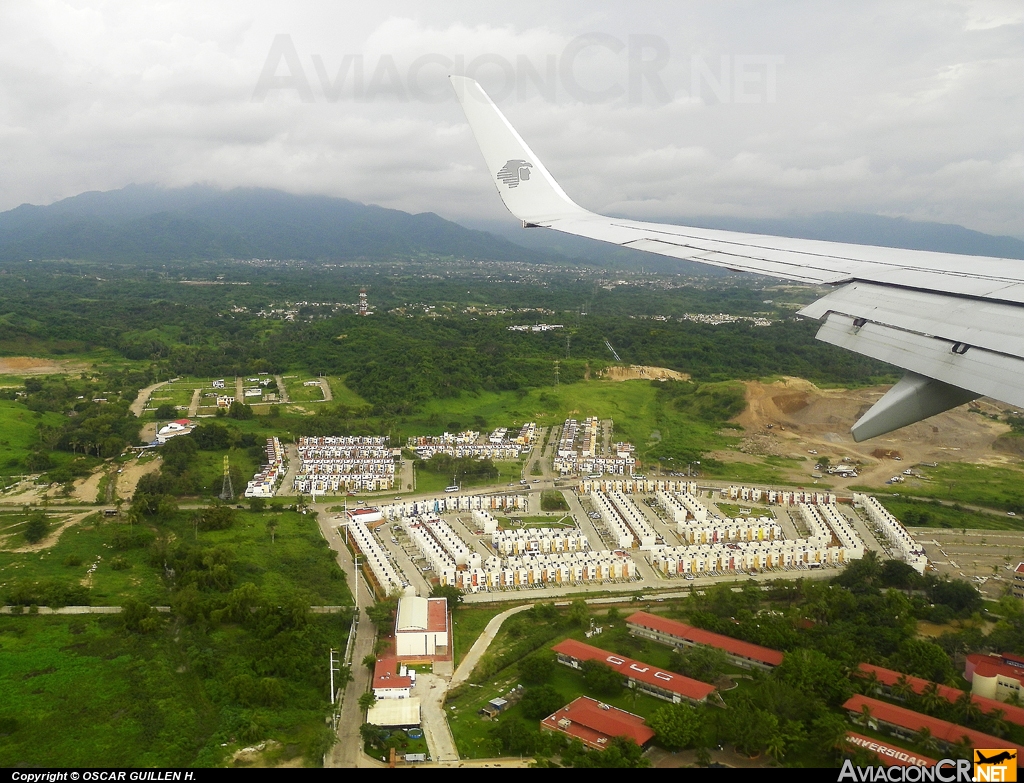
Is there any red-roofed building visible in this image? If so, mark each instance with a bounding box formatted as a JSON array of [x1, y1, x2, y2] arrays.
[[625, 611, 784, 669], [372, 653, 413, 700], [843, 695, 1024, 754], [859, 662, 1024, 727], [552, 639, 715, 705], [966, 652, 1024, 702], [541, 696, 655, 751]]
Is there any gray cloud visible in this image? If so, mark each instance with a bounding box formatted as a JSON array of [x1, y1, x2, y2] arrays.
[[0, 1, 1021, 237]]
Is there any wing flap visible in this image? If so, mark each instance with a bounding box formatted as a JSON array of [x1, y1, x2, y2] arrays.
[[801, 282, 1024, 358], [815, 313, 1024, 409]]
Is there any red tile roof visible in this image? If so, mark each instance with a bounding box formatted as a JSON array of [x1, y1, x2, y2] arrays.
[[843, 695, 1024, 753], [373, 647, 412, 691], [540, 696, 655, 750], [859, 663, 1024, 727], [426, 597, 448, 634], [1014, 563, 1024, 574], [552, 639, 715, 702], [968, 652, 1024, 684], [626, 611, 784, 666]]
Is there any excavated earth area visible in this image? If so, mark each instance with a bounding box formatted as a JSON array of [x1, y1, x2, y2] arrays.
[[727, 377, 1019, 488]]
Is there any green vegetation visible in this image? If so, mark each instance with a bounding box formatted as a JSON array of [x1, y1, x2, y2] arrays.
[[716, 502, 774, 518], [540, 491, 569, 512], [876, 496, 1024, 531], [452, 605, 515, 666], [445, 552, 1009, 767], [0, 497, 353, 766], [884, 462, 1024, 514], [0, 611, 345, 767]]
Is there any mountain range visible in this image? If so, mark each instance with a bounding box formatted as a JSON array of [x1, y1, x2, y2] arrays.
[[2, 184, 1023, 272]]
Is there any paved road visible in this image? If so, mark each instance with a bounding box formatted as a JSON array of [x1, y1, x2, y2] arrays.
[[417, 672, 460, 764], [319, 377, 333, 402], [451, 603, 534, 688], [311, 505, 379, 769], [129, 381, 168, 417]]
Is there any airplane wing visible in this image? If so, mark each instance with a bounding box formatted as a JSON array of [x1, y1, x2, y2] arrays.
[[450, 75, 1024, 441]]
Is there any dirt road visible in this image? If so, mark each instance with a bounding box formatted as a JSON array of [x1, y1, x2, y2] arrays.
[[116, 457, 162, 499], [130, 381, 168, 417], [274, 375, 290, 403], [319, 378, 333, 402], [1, 511, 93, 553], [187, 388, 202, 416]]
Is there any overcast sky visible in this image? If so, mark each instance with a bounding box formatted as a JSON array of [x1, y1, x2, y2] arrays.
[[1, 1, 1022, 236]]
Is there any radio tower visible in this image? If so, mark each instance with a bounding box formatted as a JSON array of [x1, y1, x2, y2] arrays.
[[219, 455, 234, 500], [358, 288, 368, 316]]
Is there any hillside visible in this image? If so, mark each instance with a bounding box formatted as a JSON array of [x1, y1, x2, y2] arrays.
[[0, 185, 560, 265]]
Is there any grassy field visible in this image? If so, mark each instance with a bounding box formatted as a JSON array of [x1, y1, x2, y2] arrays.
[[0, 400, 70, 475], [871, 462, 1024, 513], [402, 379, 739, 467], [451, 604, 516, 666], [415, 461, 524, 494], [280, 375, 324, 403], [715, 503, 775, 518], [701, 455, 822, 487], [324, 376, 369, 408], [0, 612, 348, 767], [876, 496, 1024, 531], [0, 508, 351, 608]]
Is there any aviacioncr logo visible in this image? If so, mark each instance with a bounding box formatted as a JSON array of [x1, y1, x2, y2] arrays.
[[497, 159, 533, 188]]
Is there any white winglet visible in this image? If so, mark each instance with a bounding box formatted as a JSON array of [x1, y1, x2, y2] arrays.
[[450, 75, 590, 225]]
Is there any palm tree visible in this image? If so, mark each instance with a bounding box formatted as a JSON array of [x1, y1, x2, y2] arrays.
[[860, 704, 874, 729], [892, 674, 914, 702], [987, 708, 1009, 739], [766, 732, 786, 763], [857, 669, 880, 696], [913, 726, 938, 754], [921, 682, 945, 714], [954, 692, 982, 726]]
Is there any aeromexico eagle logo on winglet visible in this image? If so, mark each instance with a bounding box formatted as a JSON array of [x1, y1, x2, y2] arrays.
[[497, 160, 533, 188]]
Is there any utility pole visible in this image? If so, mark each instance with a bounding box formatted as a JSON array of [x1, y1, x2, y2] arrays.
[[329, 648, 337, 704], [353, 554, 360, 607]]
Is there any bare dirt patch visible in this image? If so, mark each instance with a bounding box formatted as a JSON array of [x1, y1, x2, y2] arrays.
[[599, 365, 690, 382], [1, 512, 92, 553], [0, 356, 90, 375], [116, 457, 162, 500], [732, 377, 1016, 488], [72, 468, 106, 503]]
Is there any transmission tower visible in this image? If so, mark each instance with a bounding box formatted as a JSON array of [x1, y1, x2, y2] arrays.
[[219, 454, 234, 500]]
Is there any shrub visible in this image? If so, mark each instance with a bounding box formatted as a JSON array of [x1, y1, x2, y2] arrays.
[[110, 556, 132, 571]]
